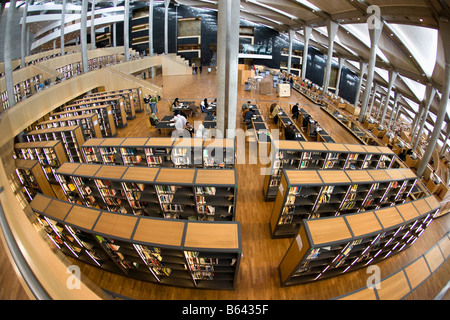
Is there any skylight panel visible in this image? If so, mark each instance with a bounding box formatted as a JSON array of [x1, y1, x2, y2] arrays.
[[401, 76, 426, 101], [296, 0, 321, 12], [246, 0, 298, 20], [387, 23, 438, 78]]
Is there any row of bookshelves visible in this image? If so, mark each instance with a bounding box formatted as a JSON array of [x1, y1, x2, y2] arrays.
[[333, 232, 450, 300], [263, 139, 396, 200], [62, 95, 128, 128], [24, 125, 85, 164], [29, 193, 242, 290], [50, 104, 117, 137], [279, 195, 441, 286], [1, 74, 43, 110], [81, 137, 235, 169], [82, 87, 144, 113], [14, 140, 68, 184], [35, 113, 103, 141], [55, 162, 237, 221], [270, 167, 418, 238]]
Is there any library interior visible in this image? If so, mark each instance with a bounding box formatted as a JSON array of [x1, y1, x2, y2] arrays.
[[0, 0, 449, 301]]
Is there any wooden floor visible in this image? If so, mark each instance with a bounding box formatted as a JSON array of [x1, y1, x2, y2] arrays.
[[1, 69, 449, 300]]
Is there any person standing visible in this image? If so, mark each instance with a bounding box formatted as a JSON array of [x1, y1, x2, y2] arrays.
[[150, 95, 159, 113], [143, 95, 150, 114]]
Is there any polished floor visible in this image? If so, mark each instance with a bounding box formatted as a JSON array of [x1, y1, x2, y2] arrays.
[[1, 69, 449, 300]]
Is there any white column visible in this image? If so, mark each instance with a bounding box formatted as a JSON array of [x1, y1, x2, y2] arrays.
[[367, 82, 378, 116], [301, 26, 311, 81], [358, 23, 383, 122], [417, 20, 450, 177], [335, 56, 345, 96], [81, 0, 88, 73], [124, 0, 130, 61], [164, 0, 170, 55], [20, 0, 29, 68], [112, 0, 117, 47], [354, 61, 367, 107], [4, 0, 17, 108], [149, 0, 155, 77], [216, 0, 240, 139], [287, 29, 295, 74], [379, 69, 398, 128], [60, 0, 66, 55], [387, 90, 400, 131], [323, 20, 338, 93], [413, 85, 436, 150], [90, 0, 96, 50]]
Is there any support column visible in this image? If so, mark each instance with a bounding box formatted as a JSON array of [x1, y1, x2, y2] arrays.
[[322, 21, 338, 93], [20, 0, 29, 68], [413, 85, 436, 150], [358, 23, 383, 122], [376, 95, 385, 119], [287, 29, 295, 74], [301, 26, 311, 81], [354, 61, 367, 106], [379, 69, 398, 128], [410, 106, 424, 146], [124, 0, 130, 61], [60, 0, 66, 55], [81, 0, 88, 73], [148, 0, 155, 77], [90, 0, 96, 50], [392, 97, 402, 131], [367, 82, 378, 116], [387, 90, 400, 131], [112, 0, 117, 47], [4, 0, 16, 108], [417, 20, 450, 177], [439, 128, 450, 157], [335, 56, 345, 96], [216, 0, 240, 139], [164, 0, 170, 55]]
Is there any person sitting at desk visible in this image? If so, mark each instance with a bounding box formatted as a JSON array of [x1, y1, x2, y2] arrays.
[[149, 113, 159, 126], [284, 124, 296, 141], [271, 105, 281, 124], [431, 170, 442, 185], [201, 98, 211, 115], [302, 114, 311, 129], [172, 98, 180, 110], [242, 101, 250, 111], [292, 103, 299, 120], [244, 108, 254, 124], [309, 121, 318, 139], [185, 122, 195, 137], [173, 113, 187, 137], [398, 149, 407, 161], [174, 109, 188, 119]]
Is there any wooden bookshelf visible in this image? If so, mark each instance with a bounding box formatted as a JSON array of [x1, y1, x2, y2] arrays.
[[55, 162, 237, 222], [63, 96, 127, 128], [74, 92, 136, 120], [35, 113, 103, 140], [83, 87, 144, 113], [333, 232, 449, 300], [29, 193, 242, 290], [278, 195, 441, 286], [81, 137, 235, 169], [15, 159, 56, 201], [24, 125, 85, 163], [263, 139, 396, 201], [14, 140, 68, 184], [49, 104, 117, 137], [270, 167, 419, 238]]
